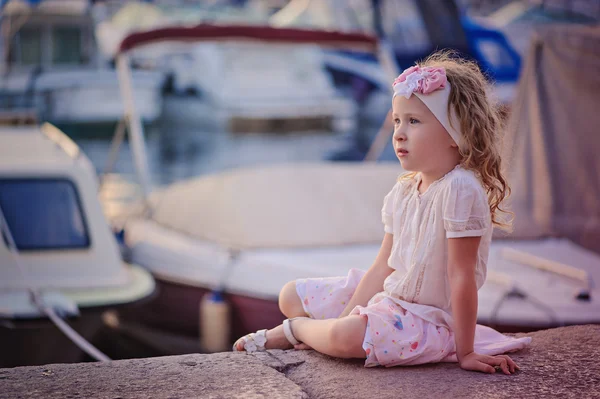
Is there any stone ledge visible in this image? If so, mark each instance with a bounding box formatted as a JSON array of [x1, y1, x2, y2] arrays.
[[1, 325, 599, 398], [0, 352, 308, 399]]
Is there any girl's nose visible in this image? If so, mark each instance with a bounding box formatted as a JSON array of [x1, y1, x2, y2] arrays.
[[393, 129, 406, 142]]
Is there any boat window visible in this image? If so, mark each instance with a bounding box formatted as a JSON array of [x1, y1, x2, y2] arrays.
[[10, 27, 43, 65], [52, 26, 83, 65], [0, 179, 90, 250]]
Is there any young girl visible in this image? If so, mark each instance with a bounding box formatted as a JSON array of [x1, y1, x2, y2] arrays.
[[233, 52, 531, 374]]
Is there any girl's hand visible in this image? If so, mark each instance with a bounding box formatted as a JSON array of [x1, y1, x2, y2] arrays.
[[459, 352, 519, 374]]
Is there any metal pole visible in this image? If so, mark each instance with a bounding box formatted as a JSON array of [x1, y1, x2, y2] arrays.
[[364, 109, 393, 161], [100, 117, 127, 191], [364, 37, 400, 161], [116, 53, 152, 202]]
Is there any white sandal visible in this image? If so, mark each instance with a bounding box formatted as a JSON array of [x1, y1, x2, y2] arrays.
[[282, 318, 300, 346], [233, 329, 268, 353], [233, 318, 303, 353]]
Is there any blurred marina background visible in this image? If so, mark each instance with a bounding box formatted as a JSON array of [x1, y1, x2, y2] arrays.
[[1, 0, 599, 368]]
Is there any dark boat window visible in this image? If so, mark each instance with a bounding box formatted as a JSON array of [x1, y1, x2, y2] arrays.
[[10, 27, 43, 65], [0, 179, 90, 250], [52, 26, 83, 65]]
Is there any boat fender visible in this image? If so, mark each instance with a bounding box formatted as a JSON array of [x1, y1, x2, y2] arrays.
[[200, 290, 230, 353]]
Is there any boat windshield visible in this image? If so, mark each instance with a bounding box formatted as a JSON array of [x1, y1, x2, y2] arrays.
[[0, 179, 90, 251]]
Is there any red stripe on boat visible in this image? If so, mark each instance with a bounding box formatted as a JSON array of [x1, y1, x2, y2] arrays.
[[118, 24, 378, 54]]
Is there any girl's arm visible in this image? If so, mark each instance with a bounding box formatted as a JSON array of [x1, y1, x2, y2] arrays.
[[448, 236, 519, 375], [338, 233, 394, 318]]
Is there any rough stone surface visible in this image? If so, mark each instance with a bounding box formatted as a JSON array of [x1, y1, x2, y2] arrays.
[[0, 352, 307, 399], [1, 325, 599, 398], [275, 325, 600, 399]]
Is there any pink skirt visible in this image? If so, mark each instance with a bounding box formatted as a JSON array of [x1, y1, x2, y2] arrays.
[[295, 268, 531, 367]]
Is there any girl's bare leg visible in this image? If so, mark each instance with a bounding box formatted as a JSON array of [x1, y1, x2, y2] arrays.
[[236, 280, 366, 356], [291, 315, 367, 358], [278, 281, 309, 318], [234, 315, 367, 359]]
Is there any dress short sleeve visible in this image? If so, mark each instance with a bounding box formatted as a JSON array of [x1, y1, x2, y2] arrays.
[[382, 181, 401, 234], [442, 174, 490, 238]]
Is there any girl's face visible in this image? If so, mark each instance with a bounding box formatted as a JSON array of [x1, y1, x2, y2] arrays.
[[391, 95, 458, 174]]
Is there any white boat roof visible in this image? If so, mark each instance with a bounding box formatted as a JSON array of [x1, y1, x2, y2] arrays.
[[0, 124, 138, 293], [0, 125, 83, 169]]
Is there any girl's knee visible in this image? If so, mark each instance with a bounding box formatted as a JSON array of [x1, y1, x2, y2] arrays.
[[329, 316, 367, 358], [278, 280, 305, 318]]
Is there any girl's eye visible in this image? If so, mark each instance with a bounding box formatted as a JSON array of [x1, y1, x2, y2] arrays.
[[409, 118, 420, 124], [393, 118, 400, 125]]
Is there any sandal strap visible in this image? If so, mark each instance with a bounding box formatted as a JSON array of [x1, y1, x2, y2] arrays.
[[234, 329, 269, 353], [283, 318, 300, 346], [254, 329, 268, 350]]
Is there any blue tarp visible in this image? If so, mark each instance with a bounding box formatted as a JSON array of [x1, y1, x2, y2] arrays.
[[1, 0, 44, 10]]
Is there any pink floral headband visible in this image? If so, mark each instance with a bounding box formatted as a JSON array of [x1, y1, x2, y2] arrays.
[[392, 66, 462, 147], [393, 66, 447, 98]]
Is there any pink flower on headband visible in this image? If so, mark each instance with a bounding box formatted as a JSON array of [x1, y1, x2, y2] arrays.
[[392, 66, 447, 99]]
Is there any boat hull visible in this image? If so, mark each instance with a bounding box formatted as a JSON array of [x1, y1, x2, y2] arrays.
[[0, 308, 105, 368], [0, 290, 160, 368], [117, 278, 286, 348], [42, 85, 162, 125]]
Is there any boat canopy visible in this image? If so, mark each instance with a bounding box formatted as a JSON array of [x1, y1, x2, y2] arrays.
[[132, 162, 402, 250], [117, 24, 378, 55]]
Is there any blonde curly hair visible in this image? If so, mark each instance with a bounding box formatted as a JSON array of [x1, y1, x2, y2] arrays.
[[400, 51, 512, 231]]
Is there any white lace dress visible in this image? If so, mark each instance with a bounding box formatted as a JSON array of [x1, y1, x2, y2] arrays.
[[381, 165, 491, 314], [296, 166, 531, 367]]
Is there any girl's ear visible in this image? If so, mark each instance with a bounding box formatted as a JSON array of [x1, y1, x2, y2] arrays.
[[446, 132, 458, 148]]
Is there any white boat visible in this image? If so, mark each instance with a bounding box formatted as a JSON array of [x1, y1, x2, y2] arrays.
[[117, 163, 600, 340], [114, 162, 406, 341], [105, 22, 600, 354], [0, 123, 156, 367], [0, 0, 165, 128], [33, 68, 163, 125], [93, 2, 357, 133]]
